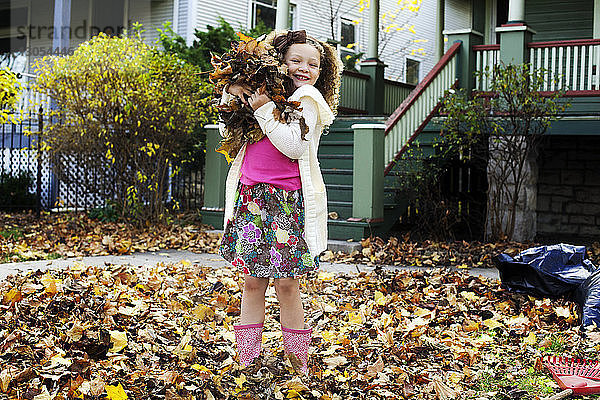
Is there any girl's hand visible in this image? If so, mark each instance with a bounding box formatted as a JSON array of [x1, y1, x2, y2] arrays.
[[249, 86, 271, 110], [227, 82, 252, 105]]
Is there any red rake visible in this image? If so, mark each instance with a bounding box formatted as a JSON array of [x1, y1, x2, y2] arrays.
[[543, 355, 600, 396]]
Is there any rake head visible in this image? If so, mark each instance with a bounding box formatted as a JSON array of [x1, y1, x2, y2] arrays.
[[543, 356, 600, 395]]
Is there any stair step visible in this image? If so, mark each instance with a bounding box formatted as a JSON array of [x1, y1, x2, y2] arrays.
[[322, 168, 353, 185], [326, 184, 352, 202], [327, 200, 352, 219]]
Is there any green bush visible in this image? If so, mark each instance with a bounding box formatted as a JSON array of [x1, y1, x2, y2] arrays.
[[0, 68, 20, 123], [0, 171, 37, 210], [33, 31, 214, 223], [158, 17, 271, 73]]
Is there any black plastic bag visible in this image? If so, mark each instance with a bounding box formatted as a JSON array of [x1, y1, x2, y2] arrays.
[[494, 243, 597, 298], [494, 243, 600, 327], [573, 269, 600, 328]]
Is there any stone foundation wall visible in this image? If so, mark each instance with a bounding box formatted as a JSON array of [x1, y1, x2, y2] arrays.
[[536, 136, 600, 241]]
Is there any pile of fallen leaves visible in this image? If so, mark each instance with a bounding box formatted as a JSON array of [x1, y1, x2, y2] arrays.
[[325, 236, 600, 270], [4, 212, 600, 272], [1, 261, 599, 399], [0, 213, 220, 263]]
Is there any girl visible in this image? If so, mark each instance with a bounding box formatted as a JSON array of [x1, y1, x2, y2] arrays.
[[218, 30, 342, 374]]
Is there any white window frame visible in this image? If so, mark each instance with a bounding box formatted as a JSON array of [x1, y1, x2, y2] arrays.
[[338, 17, 359, 60], [248, 0, 298, 31], [405, 56, 420, 85]]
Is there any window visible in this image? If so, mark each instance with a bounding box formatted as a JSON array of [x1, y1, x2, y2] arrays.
[[406, 58, 420, 85], [495, 0, 509, 43], [92, 0, 125, 37], [251, 0, 296, 30], [339, 19, 358, 64], [0, 6, 27, 72]]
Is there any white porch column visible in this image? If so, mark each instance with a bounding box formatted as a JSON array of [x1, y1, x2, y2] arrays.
[[367, 0, 380, 59], [53, 0, 71, 51], [435, 0, 445, 59], [275, 0, 290, 31], [594, 0, 600, 38], [507, 0, 525, 23]]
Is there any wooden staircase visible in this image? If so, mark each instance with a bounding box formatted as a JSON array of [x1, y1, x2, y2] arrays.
[[322, 42, 462, 240]]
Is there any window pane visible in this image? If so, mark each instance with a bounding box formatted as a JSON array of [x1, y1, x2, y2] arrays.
[[406, 59, 419, 85], [253, 1, 295, 30], [341, 21, 355, 47], [0, 7, 27, 30], [255, 3, 276, 30], [93, 0, 125, 37]]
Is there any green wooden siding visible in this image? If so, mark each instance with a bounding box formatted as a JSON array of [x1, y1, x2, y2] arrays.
[[525, 0, 594, 42]]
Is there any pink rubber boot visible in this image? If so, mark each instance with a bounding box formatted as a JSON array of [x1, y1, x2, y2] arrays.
[[281, 325, 312, 374], [234, 323, 264, 367]]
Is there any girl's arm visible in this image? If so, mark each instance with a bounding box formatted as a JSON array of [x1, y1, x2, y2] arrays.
[[253, 96, 319, 159]]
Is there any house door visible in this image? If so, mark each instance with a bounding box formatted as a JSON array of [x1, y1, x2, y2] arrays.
[[487, 0, 508, 44]]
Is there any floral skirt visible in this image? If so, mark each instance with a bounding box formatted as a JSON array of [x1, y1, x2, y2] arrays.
[[219, 182, 319, 278]]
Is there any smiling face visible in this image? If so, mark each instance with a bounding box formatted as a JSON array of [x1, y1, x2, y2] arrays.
[[283, 43, 321, 88]]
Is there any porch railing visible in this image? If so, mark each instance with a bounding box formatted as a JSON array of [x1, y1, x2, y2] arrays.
[[473, 44, 500, 91], [383, 42, 461, 174], [529, 39, 600, 93], [384, 79, 415, 115], [339, 70, 369, 114]]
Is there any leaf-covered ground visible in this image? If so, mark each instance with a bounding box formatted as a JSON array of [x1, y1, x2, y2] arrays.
[[3, 212, 599, 269], [1, 261, 599, 399]]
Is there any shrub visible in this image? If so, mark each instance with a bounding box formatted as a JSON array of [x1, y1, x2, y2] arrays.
[[0, 171, 37, 210], [33, 31, 214, 223]]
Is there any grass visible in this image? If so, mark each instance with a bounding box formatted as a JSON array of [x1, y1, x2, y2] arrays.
[[470, 368, 555, 399], [0, 226, 24, 240]]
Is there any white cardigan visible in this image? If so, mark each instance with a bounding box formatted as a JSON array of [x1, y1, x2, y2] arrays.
[[220, 85, 334, 257]]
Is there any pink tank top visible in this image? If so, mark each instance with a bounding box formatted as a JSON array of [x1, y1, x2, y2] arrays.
[[240, 137, 302, 190]]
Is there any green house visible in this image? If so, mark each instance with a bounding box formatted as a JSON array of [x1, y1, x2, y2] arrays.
[[204, 0, 600, 243]]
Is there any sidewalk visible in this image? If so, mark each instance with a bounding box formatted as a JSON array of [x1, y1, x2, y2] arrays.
[[0, 249, 500, 281]]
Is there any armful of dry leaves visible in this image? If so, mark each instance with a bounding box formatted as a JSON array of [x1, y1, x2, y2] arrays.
[[209, 33, 309, 162]]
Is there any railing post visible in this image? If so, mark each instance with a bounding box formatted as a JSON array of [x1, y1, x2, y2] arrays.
[[351, 123, 385, 220], [443, 30, 482, 93], [360, 60, 387, 115], [201, 124, 228, 229], [497, 25, 536, 65]]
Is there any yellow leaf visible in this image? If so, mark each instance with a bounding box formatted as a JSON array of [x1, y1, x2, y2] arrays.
[[109, 330, 128, 353], [523, 332, 537, 345], [234, 374, 247, 388], [460, 291, 478, 302], [180, 259, 191, 267], [374, 291, 387, 306], [215, 146, 234, 163], [105, 383, 128, 400], [41, 274, 62, 294], [482, 319, 504, 330], [286, 390, 300, 398], [317, 271, 334, 281], [463, 320, 480, 332], [2, 288, 22, 305], [348, 312, 363, 324]]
